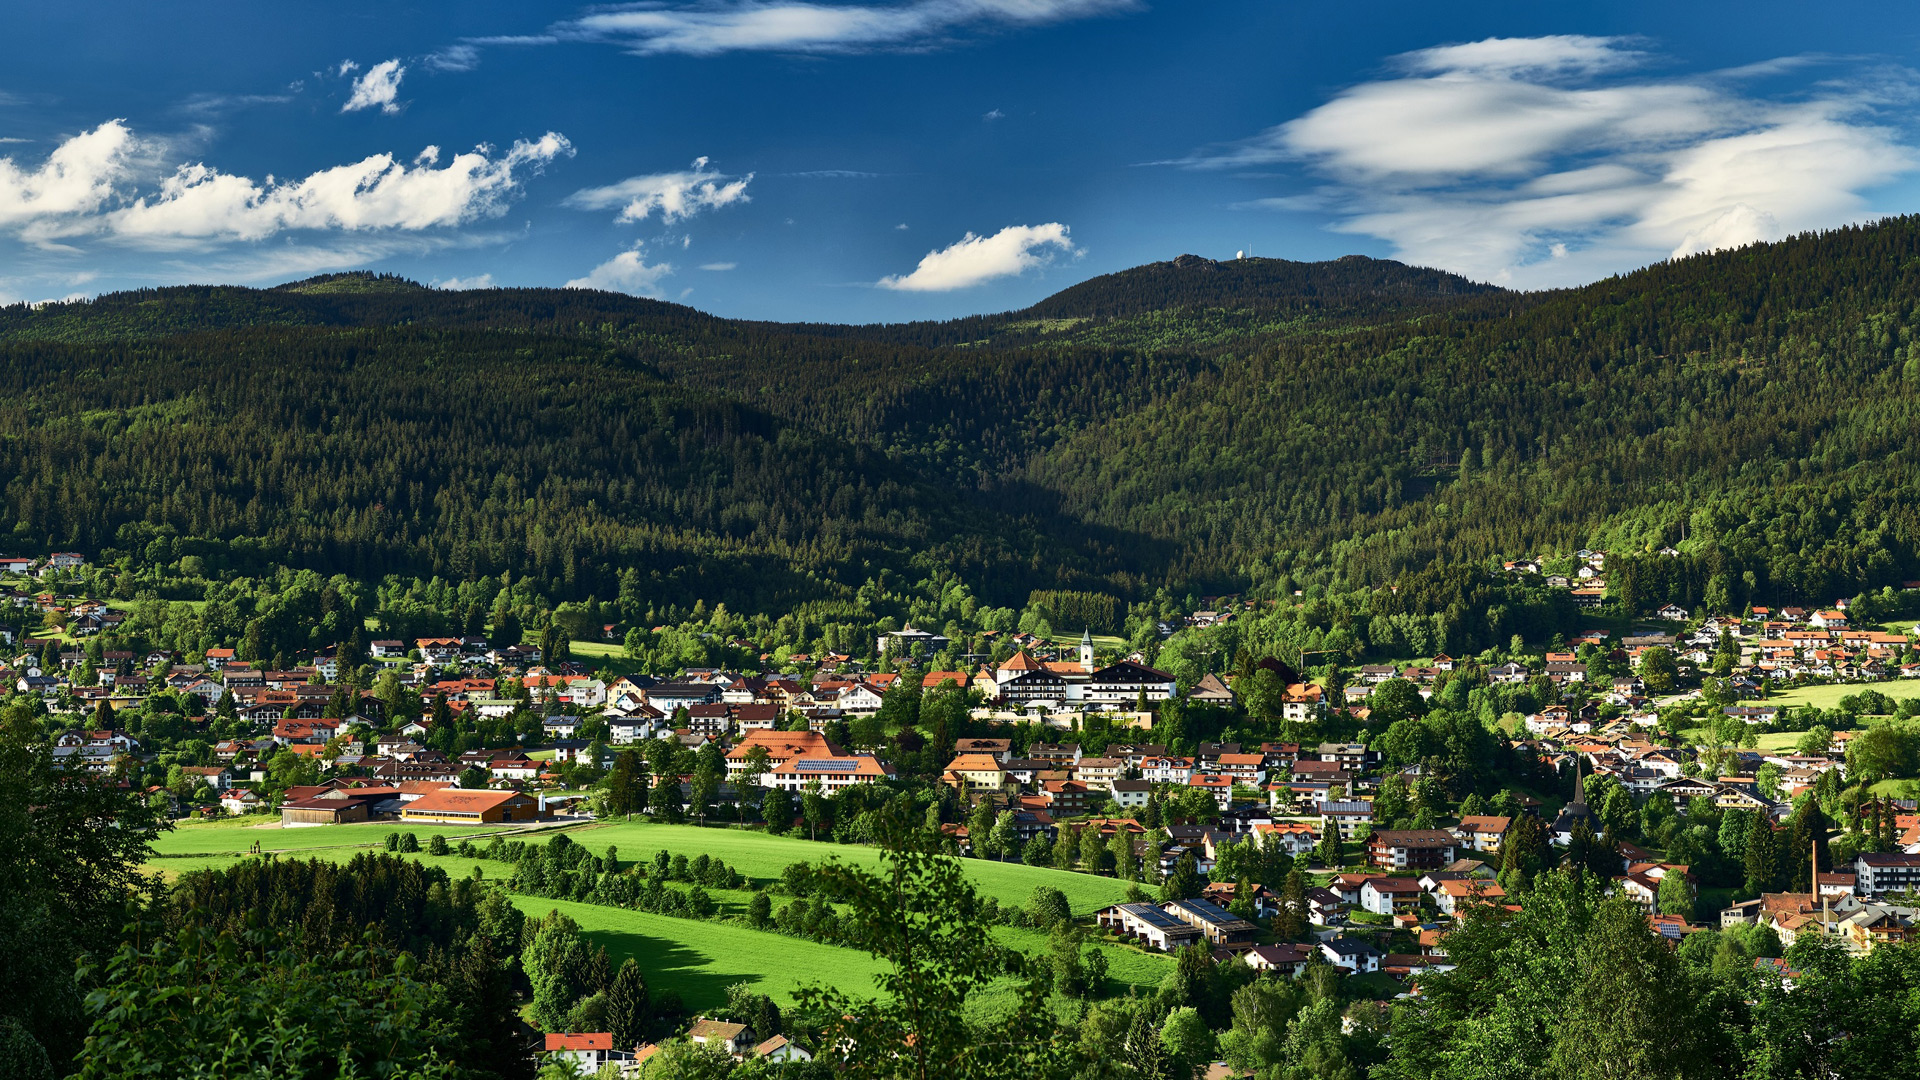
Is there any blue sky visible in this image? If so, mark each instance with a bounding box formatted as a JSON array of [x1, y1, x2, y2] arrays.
[[4, 0, 1919, 320]]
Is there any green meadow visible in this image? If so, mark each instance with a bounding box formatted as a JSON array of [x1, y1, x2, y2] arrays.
[[142, 819, 1175, 1011], [150, 817, 511, 857], [547, 821, 1141, 914], [1761, 679, 1920, 710]]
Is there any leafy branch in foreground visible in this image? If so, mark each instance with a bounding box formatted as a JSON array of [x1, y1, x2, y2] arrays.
[[76, 923, 462, 1080], [796, 799, 1077, 1080]]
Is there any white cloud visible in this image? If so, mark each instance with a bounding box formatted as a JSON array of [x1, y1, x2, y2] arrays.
[[566, 243, 674, 295], [343, 59, 407, 114], [337, 60, 360, 77], [0, 120, 141, 231], [1398, 35, 1644, 78], [433, 273, 495, 289], [565, 157, 752, 223], [878, 222, 1074, 291], [1189, 37, 1917, 286], [698, 261, 736, 270], [983, 108, 1004, 121], [107, 133, 570, 245], [557, 0, 1137, 56], [0, 121, 571, 249], [424, 45, 481, 72]]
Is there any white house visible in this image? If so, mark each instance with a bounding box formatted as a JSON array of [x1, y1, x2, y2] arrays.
[[1319, 938, 1381, 973], [543, 1034, 613, 1074], [1359, 877, 1424, 916]]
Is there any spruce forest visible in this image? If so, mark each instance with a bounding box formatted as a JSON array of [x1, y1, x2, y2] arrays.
[[2, 219, 1919, 617]]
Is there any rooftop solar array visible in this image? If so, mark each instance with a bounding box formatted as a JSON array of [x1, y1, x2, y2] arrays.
[[1116, 903, 1189, 931]]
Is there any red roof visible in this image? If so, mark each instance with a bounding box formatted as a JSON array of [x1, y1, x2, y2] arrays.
[[405, 789, 531, 814], [545, 1033, 612, 1052]]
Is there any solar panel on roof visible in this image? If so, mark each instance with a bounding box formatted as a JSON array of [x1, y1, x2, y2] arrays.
[[1118, 903, 1188, 931], [794, 759, 860, 771], [1179, 897, 1234, 920]]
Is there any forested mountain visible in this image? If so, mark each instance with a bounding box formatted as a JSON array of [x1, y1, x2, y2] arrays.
[[5, 219, 1920, 613], [0, 325, 1141, 610], [1018, 252, 1502, 319]]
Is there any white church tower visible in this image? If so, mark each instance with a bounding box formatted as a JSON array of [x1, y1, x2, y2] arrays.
[[1079, 629, 1094, 673]]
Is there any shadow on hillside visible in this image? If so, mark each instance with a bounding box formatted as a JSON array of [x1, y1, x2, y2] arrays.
[[584, 928, 794, 1010]]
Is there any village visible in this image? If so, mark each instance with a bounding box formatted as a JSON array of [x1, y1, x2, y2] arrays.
[[11, 548, 1920, 1075]]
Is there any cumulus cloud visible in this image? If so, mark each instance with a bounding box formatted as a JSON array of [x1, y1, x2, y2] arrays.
[[566, 243, 674, 295], [342, 59, 407, 114], [0, 120, 571, 248], [1185, 37, 1918, 286], [564, 157, 752, 223], [556, 0, 1137, 56], [0, 120, 140, 231], [433, 273, 496, 289], [108, 133, 570, 245], [878, 222, 1074, 291]]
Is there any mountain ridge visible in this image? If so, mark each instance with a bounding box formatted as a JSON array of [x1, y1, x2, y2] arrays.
[[3, 220, 1920, 613]]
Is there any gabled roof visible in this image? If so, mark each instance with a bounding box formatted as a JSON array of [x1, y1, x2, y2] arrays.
[[405, 789, 530, 813], [999, 650, 1041, 672], [1455, 816, 1512, 835], [545, 1033, 612, 1052], [1371, 829, 1456, 848]]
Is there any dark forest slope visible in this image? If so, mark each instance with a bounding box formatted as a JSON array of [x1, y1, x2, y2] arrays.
[[0, 325, 1149, 609], [5, 220, 1920, 611], [1018, 252, 1502, 319]]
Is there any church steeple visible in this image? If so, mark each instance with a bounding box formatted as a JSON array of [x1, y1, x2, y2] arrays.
[[1079, 629, 1094, 673]]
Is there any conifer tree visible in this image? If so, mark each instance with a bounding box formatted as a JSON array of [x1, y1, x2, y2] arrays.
[[1745, 820, 1779, 894], [606, 958, 650, 1051]]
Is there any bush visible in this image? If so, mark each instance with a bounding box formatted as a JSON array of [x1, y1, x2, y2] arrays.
[[781, 861, 815, 897], [1028, 886, 1071, 929], [427, 834, 449, 856], [384, 832, 401, 852], [397, 832, 420, 854]]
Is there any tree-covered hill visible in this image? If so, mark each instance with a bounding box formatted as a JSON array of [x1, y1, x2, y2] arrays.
[[1018, 252, 1503, 319], [5, 219, 1920, 612], [0, 325, 1149, 609], [1024, 219, 1920, 604]]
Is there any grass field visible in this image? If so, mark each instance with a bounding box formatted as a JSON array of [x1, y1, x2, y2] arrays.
[[566, 640, 643, 677], [157, 819, 1147, 913], [548, 822, 1140, 914], [511, 895, 891, 1009], [142, 816, 1174, 1012], [151, 817, 513, 855], [1761, 679, 1920, 710]]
